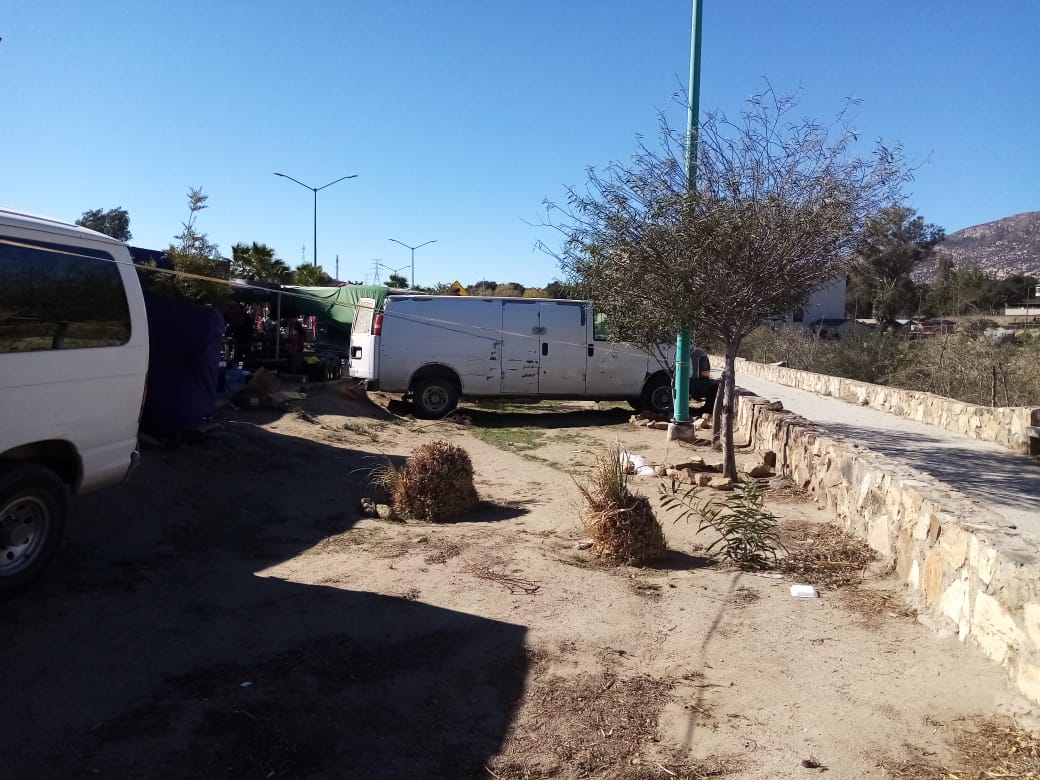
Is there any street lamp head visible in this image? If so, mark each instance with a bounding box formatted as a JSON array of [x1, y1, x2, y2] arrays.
[[274, 171, 357, 266]]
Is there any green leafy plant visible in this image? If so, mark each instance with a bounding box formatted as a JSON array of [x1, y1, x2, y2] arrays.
[[660, 477, 785, 568]]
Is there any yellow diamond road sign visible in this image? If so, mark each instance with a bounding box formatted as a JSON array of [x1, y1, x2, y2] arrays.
[[449, 280, 469, 295]]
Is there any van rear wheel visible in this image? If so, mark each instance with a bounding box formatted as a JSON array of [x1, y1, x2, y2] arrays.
[[0, 465, 68, 598], [412, 377, 459, 419]]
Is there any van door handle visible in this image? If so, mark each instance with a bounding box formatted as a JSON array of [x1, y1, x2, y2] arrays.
[[541, 343, 548, 356], [587, 343, 594, 357]]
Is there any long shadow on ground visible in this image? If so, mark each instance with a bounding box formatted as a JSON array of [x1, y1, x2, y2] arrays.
[[459, 402, 713, 431], [1, 418, 528, 779]]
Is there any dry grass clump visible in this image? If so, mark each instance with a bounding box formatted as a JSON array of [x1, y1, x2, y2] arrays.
[[489, 671, 738, 779], [577, 443, 666, 566], [881, 717, 1040, 779], [391, 440, 479, 523], [779, 519, 878, 589]]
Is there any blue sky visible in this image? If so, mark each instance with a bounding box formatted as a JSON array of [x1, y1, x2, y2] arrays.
[[3, 1, 1037, 288]]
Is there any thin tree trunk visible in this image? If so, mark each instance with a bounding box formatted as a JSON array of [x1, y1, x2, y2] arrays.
[[720, 339, 740, 479], [711, 368, 726, 448]]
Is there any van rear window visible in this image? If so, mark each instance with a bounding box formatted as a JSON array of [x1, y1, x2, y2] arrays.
[[0, 237, 131, 353], [353, 299, 376, 335]]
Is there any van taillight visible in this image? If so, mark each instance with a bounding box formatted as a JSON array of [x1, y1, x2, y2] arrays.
[[372, 314, 383, 336]]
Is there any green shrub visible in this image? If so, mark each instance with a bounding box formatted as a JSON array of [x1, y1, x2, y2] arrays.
[[660, 477, 785, 569]]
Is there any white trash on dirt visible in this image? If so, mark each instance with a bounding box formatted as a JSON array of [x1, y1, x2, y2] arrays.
[[790, 585, 818, 598], [619, 451, 658, 477]]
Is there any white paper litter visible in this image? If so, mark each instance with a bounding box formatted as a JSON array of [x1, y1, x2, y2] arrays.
[[790, 584, 818, 598]]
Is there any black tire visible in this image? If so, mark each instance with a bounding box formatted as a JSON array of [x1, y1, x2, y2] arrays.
[[627, 397, 644, 412], [412, 377, 459, 419], [0, 465, 68, 598], [640, 375, 673, 417]]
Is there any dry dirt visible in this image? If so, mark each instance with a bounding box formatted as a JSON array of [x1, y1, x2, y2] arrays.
[[3, 381, 1037, 779]]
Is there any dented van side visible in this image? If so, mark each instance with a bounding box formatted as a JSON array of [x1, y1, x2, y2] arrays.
[[349, 294, 716, 419]]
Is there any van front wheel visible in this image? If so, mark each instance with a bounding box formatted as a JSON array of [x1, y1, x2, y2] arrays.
[[412, 377, 459, 419], [641, 376, 673, 417], [0, 465, 68, 598]]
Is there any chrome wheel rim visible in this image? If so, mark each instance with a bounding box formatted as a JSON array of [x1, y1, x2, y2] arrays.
[[0, 495, 50, 575], [421, 385, 450, 414]]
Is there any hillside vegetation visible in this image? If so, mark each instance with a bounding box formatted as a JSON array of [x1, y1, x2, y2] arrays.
[[739, 323, 1040, 407], [916, 211, 1040, 282]]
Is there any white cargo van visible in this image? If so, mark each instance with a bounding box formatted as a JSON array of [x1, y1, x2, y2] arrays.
[[0, 208, 149, 595], [348, 295, 716, 418]]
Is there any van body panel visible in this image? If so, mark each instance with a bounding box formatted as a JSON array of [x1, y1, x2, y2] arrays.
[[349, 295, 715, 410], [0, 209, 149, 494]]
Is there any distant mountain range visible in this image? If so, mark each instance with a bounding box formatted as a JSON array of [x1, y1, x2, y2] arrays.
[[915, 211, 1040, 282]]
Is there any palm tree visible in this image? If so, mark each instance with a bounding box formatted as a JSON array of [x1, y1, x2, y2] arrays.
[[231, 242, 292, 284]]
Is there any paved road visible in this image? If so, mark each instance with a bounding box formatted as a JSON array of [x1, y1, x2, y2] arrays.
[[734, 373, 1040, 537]]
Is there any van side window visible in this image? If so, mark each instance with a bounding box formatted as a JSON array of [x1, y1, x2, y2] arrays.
[[593, 312, 612, 341], [0, 237, 131, 353]]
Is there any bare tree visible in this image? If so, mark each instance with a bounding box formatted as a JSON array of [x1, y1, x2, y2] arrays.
[[546, 88, 909, 477]]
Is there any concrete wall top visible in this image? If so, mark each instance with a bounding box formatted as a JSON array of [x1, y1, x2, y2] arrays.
[[721, 357, 1040, 456]]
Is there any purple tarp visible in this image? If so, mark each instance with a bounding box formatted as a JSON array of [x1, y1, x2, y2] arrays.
[[140, 293, 224, 436]]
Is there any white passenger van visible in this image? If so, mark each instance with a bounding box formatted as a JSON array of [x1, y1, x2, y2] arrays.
[[0, 208, 149, 595], [349, 295, 716, 418]]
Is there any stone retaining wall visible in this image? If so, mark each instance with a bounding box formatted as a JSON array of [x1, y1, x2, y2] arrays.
[[728, 357, 1040, 455], [734, 393, 1040, 705]]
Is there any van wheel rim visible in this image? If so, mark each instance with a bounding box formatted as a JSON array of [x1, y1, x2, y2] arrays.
[[0, 496, 50, 574], [421, 386, 449, 413]]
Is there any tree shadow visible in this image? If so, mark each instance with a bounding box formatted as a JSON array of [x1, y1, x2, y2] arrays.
[[646, 549, 717, 572], [462, 405, 633, 430], [1, 420, 528, 779]]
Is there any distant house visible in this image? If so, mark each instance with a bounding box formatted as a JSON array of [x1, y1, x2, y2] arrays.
[[768, 276, 848, 330], [1004, 288, 1040, 317]]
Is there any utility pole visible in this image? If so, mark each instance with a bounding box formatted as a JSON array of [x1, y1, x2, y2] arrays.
[[670, 0, 703, 437], [335, 253, 339, 283]]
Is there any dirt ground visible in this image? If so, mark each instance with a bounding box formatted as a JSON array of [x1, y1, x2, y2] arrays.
[[4, 381, 1036, 779]]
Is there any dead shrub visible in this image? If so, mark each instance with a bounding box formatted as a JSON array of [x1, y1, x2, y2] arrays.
[[577, 443, 666, 565], [392, 440, 479, 522]]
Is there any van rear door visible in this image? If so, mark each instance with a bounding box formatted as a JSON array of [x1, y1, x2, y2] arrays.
[[348, 297, 379, 381]]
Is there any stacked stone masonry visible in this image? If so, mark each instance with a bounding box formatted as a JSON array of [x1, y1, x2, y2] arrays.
[[730, 357, 1040, 455], [733, 385, 1040, 706]]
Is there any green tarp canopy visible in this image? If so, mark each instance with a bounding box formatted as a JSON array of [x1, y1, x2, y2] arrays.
[[284, 284, 389, 328]]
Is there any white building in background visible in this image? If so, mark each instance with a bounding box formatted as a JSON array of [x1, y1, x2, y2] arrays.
[[1004, 285, 1040, 317], [769, 276, 847, 328]]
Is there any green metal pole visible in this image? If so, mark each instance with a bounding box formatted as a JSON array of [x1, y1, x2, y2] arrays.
[[673, 0, 703, 423]]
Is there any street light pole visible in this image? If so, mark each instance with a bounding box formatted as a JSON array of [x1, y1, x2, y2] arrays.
[[274, 172, 358, 267], [388, 238, 436, 288]]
